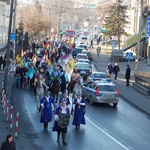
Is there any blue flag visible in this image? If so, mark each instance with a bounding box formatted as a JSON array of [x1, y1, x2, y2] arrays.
[[49, 63, 54, 76], [26, 66, 34, 79]]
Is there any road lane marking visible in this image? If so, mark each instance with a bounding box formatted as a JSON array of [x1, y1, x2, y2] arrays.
[[85, 116, 133, 150]]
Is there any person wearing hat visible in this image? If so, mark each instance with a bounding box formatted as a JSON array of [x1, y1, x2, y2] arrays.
[[39, 91, 54, 130], [69, 68, 80, 91], [72, 92, 86, 129], [60, 70, 69, 94], [50, 65, 61, 84], [52, 98, 70, 145]]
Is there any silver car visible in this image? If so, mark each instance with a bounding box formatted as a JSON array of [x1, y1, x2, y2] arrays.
[[82, 81, 120, 106]]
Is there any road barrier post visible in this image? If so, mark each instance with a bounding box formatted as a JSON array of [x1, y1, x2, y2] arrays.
[[6, 100, 9, 121], [15, 112, 19, 137], [10, 106, 13, 129], [1, 90, 5, 104], [3, 94, 6, 115]]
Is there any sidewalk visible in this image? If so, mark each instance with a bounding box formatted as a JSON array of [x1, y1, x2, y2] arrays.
[[91, 48, 150, 115], [0, 72, 36, 149]]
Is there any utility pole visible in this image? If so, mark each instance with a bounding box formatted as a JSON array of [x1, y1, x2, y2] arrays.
[[4, 0, 14, 94], [135, 0, 143, 76], [13, 0, 17, 59]]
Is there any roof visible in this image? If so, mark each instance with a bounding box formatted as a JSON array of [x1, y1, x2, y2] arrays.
[[95, 80, 115, 86]]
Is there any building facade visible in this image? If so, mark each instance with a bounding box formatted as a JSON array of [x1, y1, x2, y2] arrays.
[[0, 0, 10, 46]]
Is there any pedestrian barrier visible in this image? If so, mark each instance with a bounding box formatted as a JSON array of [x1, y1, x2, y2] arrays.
[[15, 112, 19, 137], [6, 100, 9, 121], [10, 106, 13, 129], [3, 94, 6, 114], [1, 89, 5, 103]]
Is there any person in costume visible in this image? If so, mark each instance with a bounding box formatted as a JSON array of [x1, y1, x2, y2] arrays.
[[72, 92, 86, 129], [40, 91, 54, 130], [52, 99, 70, 145]]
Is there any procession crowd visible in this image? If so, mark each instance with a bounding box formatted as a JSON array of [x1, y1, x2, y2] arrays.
[[0, 34, 86, 149]]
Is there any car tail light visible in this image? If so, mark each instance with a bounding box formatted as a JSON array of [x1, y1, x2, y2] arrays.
[[95, 86, 100, 96], [116, 89, 120, 96]]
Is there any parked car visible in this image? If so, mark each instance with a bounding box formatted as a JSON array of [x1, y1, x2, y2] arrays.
[[72, 47, 84, 58], [82, 80, 120, 106], [75, 53, 88, 62], [75, 62, 92, 77], [81, 50, 93, 62], [111, 49, 123, 61], [90, 72, 110, 81]]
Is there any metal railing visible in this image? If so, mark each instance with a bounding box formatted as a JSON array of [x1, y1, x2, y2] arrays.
[[135, 75, 150, 90]]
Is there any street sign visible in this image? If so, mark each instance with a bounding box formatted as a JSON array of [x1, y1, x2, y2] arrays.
[[10, 33, 16, 40], [145, 16, 150, 43], [126, 52, 133, 60]]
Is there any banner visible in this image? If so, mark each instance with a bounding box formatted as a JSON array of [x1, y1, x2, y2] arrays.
[[65, 58, 75, 73]]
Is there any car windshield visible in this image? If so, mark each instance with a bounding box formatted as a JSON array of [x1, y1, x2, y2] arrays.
[[98, 85, 116, 91], [77, 55, 86, 59], [82, 51, 90, 56], [93, 73, 107, 78], [77, 64, 89, 69], [74, 49, 82, 53], [79, 60, 89, 63]]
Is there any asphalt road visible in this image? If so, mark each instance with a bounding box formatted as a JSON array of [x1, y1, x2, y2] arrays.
[[8, 35, 150, 150], [11, 79, 150, 150]]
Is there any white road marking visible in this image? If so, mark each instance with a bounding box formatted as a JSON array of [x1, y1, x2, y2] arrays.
[[85, 116, 133, 150]]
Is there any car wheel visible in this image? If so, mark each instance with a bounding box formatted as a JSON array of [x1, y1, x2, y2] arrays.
[[113, 103, 118, 107], [90, 96, 93, 105]]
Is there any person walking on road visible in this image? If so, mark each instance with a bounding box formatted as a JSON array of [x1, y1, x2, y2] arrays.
[[1, 134, 16, 150], [125, 65, 131, 86], [52, 99, 70, 145], [39, 91, 54, 130], [113, 63, 120, 82], [90, 39, 94, 49], [106, 63, 113, 78], [60, 70, 68, 95], [96, 45, 101, 57], [72, 92, 86, 129]]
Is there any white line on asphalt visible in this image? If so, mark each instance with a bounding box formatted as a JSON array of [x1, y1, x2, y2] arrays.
[[85, 116, 133, 150]]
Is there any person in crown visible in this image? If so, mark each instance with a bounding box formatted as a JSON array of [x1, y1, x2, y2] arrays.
[[52, 99, 70, 145]]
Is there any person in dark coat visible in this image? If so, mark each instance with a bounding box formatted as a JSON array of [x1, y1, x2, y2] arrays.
[[72, 92, 86, 129], [39, 91, 54, 130], [106, 63, 113, 78], [113, 63, 120, 82], [125, 65, 131, 86], [1, 133, 16, 150], [60, 70, 68, 94]]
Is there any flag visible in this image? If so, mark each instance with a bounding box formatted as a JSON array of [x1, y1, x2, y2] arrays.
[[24, 61, 29, 68], [65, 58, 75, 73], [26, 67, 34, 79], [49, 63, 54, 75]]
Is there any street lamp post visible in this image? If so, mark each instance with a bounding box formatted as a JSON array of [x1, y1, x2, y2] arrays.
[[4, 0, 14, 94], [135, 0, 143, 76], [13, 0, 17, 59]]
